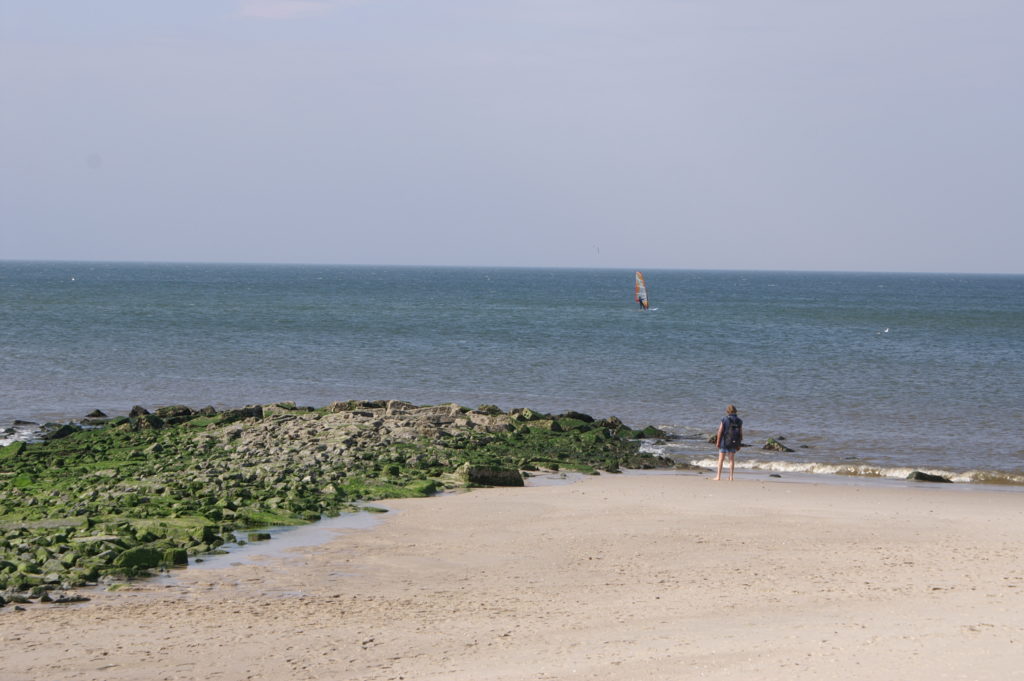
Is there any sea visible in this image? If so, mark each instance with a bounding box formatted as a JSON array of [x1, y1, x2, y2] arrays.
[[2, 261, 1022, 488]]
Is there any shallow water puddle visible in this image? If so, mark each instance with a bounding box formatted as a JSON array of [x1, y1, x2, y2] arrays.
[[185, 508, 391, 571]]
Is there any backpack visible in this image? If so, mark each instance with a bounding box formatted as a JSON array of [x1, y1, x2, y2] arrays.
[[722, 415, 743, 449]]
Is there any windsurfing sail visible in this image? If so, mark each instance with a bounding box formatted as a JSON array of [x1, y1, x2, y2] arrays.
[[634, 271, 649, 310]]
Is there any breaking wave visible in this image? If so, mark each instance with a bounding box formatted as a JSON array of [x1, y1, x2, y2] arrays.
[[685, 456, 1024, 487]]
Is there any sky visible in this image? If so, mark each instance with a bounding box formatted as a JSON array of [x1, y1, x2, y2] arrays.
[[2, 0, 1022, 274]]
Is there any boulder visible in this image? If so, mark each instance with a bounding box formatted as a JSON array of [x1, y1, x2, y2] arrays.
[[154, 405, 195, 423], [466, 413, 514, 433], [113, 546, 164, 570], [597, 416, 624, 430], [454, 463, 524, 487], [558, 410, 595, 423], [762, 437, 794, 453], [71, 534, 123, 544], [217, 406, 264, 423], [86, 409, 107, 418], [163, 548, 188, 566], [129, 405, 150, 417], [131, 413, 164, 430], [81, 418, 110, 426], [44, 424, 81, 440], [410, 404, 463, 420], [384, 400, 416, 416], [0, 441, 27, 458], [907, 471, 953, 483], [330, 400, 385, 412], [557, 418, 592, 432]]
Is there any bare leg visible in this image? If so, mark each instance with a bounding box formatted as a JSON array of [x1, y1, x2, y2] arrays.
[[715, 452, 724, 481], [728, 451, 735, 481]]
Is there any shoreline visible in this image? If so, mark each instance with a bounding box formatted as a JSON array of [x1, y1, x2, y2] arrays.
[[4, 473, 1023, 681], [6, 408, 1024, 491]]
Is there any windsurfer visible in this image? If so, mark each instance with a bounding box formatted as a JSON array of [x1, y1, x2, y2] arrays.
[[634, 272, 649, 310]]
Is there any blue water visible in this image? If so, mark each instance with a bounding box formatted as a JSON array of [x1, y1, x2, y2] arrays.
[[2, 261, 1022, 484]]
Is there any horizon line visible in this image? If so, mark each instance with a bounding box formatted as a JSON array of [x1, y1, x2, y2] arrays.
[[0, 258, 1020, 278]]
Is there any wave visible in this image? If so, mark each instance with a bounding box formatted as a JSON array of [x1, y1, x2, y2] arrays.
[[0, 423, 44, 448], [684, 455, 1024, 487], [639, 435, 1024, 487]]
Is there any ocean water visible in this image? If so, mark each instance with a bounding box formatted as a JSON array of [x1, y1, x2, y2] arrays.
[[2, 261, 1022, 486]]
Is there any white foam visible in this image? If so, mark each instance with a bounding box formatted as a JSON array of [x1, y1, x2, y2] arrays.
[[684, 456, 1024, 487]]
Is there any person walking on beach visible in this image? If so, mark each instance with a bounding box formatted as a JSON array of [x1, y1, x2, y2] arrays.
[[715, 404, 743, 481]]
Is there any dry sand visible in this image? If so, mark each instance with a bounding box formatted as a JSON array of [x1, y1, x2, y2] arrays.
[[3, 473, 1023, 681]]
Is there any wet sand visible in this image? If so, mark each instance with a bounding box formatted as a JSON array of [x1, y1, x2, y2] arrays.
[[3, 473, 1023, 681]]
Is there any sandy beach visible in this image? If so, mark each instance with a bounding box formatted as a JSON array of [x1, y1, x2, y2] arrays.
[[3, 473, 1023, 681]]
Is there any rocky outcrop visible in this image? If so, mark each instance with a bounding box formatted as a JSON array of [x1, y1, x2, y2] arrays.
[[0, 399, 671, 596]]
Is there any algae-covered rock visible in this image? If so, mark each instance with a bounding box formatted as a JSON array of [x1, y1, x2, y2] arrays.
[[218, 406, 263, 424], [466, 412, 513, 433], [404, 479, 439, 496], [330, 400, 384, 413], [131, 413, 165, 430], [597, 416, 624, 430], [45, 424, 82, 440], [163, 548, 188, 566], [556, 418, 591, 432], [907, 471, 952, 483], [762, 437, 794, 453], [154, 405, 195, 424], [0, 441, 28, 458], [248, 532, 271, 542], [113, 546, 164, 570], [454, 463, 524, 487]]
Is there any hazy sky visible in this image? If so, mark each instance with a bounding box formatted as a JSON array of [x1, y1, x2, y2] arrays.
[[2, 1, 1022, 273]]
